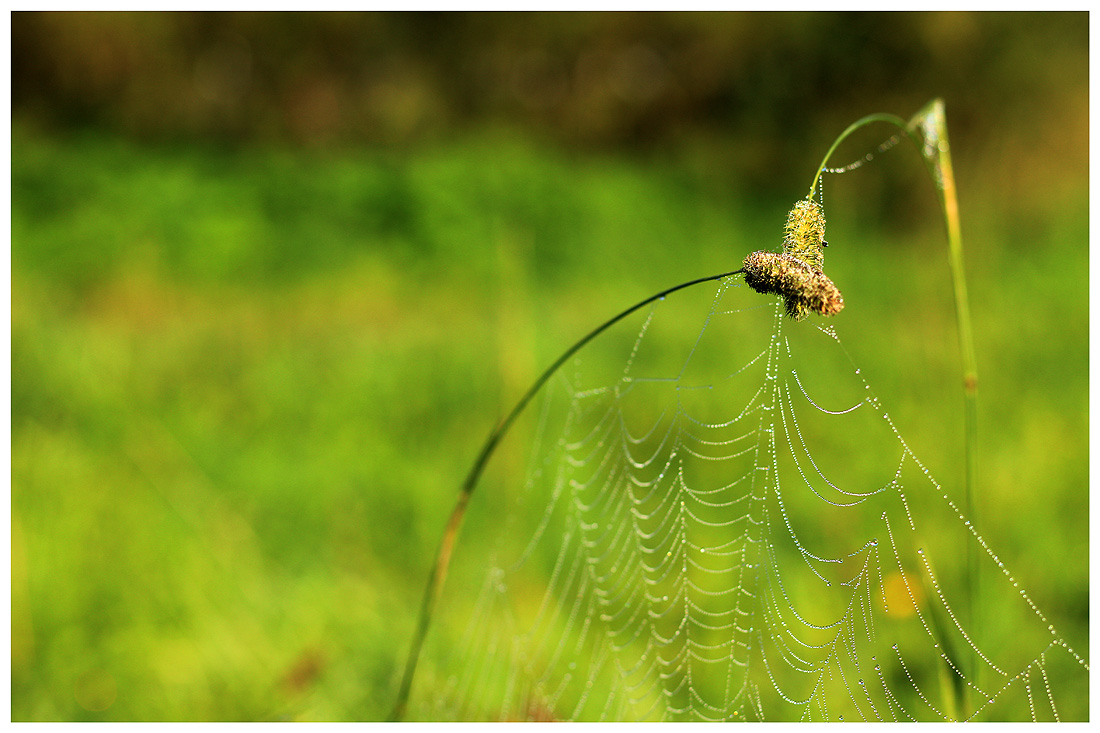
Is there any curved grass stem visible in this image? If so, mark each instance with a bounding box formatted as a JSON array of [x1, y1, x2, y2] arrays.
[[810, 98, 979, 712], [389, 268, 743, 720]]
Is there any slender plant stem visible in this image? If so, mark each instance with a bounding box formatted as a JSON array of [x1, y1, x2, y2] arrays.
[[389, 268, 744, 721], [810, 98, 979, 711], [919, 98, 980, 701]]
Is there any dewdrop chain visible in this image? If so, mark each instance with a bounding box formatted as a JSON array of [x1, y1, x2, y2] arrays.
[[821, 132, 903, 174]]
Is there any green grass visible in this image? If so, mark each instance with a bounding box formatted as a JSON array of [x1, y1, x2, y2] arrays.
[[11, 123, 1087, 720]]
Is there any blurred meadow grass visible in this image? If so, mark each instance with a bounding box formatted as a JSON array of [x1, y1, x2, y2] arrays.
[[12, 120, 1087, 720], [11, 12, 1087, 721]]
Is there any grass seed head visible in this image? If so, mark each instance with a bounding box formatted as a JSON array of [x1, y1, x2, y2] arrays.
[[742, 252, 844, 321], [783, 198, 827, 271], [740, 199, 842, 320]]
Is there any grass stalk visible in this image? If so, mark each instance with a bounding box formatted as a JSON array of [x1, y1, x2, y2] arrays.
[[389, 268, 742, 720], [919, 98, 981, 707], [809, 98, 979, 711]]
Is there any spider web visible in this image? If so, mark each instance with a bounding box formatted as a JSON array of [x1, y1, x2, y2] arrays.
[[406, 271, 1088, 722]]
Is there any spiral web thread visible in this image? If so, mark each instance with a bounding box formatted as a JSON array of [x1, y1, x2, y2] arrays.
[[413, 279, 1087, 722]]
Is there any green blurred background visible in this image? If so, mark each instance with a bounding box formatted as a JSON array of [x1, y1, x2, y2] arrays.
[[11, 11, 1087, 720]]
